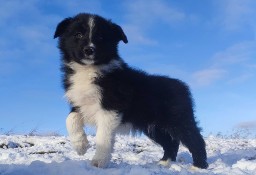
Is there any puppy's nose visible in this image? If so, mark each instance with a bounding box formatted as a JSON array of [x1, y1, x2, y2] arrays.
[[83, 46, 95, 56]]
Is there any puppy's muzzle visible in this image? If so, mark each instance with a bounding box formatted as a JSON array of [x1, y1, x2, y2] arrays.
[[83, 46, 95, 57]]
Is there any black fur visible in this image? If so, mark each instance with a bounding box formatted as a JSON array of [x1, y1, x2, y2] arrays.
[[54, 13, 208, 169]]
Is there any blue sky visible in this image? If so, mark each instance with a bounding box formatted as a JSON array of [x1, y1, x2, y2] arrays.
[[0, 0, 256, 136]]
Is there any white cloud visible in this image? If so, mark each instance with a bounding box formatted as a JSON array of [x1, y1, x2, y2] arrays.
[[0, 1, 35, 24], [227, 73, 253, 85], [191, 68, 227, 87], [246, 64, 256, 69], [61, 0, 102, 12], [214, 0, 256, 31], [122, 25, 157, 45], [236, 121, 256, 129], [211, 41, 256, 67], [121, 0, 186, 45], [124, 0, 185, 26], [190, 41, 256, 88], [0, 0, 108, 77], [145, 63, 189, 79]]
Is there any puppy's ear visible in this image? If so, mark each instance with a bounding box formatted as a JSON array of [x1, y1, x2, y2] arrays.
[[54, 17, 72, 39], [112, 23, 128, 44]]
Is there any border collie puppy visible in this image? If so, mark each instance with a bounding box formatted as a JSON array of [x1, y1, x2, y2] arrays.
[[54, 13, 208, 169]]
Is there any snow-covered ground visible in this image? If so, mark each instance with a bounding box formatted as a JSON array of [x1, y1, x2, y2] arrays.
[[0, 134, 256, 175]]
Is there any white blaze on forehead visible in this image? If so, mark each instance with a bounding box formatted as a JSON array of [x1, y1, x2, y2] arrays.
[[88, 16, 95, 44]]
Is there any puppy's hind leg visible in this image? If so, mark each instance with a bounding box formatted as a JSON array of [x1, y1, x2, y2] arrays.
[[178, 125, 208, 169], [66, 111, 89, 155], [145, 127, 180, 166]]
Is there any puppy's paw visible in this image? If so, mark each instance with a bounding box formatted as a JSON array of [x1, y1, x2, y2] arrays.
[[158, 159, 170, 166], [91, 156, 110, 168], [190, 165, 200, 171], [71, 136, 89, 155]]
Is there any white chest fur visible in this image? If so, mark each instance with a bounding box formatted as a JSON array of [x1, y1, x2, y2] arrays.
[[65, 60, 123, 125], [65, 62, 103, 124]]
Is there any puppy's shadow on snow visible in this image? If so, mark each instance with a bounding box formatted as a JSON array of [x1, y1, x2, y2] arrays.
[[0, 160, 91, 175], [0, 160, 175, 175], [207, 147, 256, 166]]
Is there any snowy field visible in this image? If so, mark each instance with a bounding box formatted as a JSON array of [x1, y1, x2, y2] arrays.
[[0, 134, 256, 175]]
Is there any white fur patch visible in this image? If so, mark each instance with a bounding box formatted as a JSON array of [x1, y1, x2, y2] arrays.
[[88, 16, 95, 44], [65, 59, 123, 167], [65, 59, 122, 125], [66, 112, 89, 155], [65, 62, 100, 124], [81, 59, 95, 65], [92, 111, 121, 167]]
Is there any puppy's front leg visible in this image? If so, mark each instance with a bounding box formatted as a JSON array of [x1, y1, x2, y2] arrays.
[[92, 111, 120, 168], [66, 112, 89, 155]]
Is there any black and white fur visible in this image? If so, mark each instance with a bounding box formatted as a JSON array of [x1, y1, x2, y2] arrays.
[[54, 13, 208, 169]]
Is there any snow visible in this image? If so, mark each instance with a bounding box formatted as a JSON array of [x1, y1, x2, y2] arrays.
[[0, 135, 256, 175]]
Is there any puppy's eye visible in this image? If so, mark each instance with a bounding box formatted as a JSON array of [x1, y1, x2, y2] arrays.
[[75, 33, 83, 39]]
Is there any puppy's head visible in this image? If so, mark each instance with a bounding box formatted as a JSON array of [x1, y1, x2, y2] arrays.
[[54, 13, 128, 65]]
